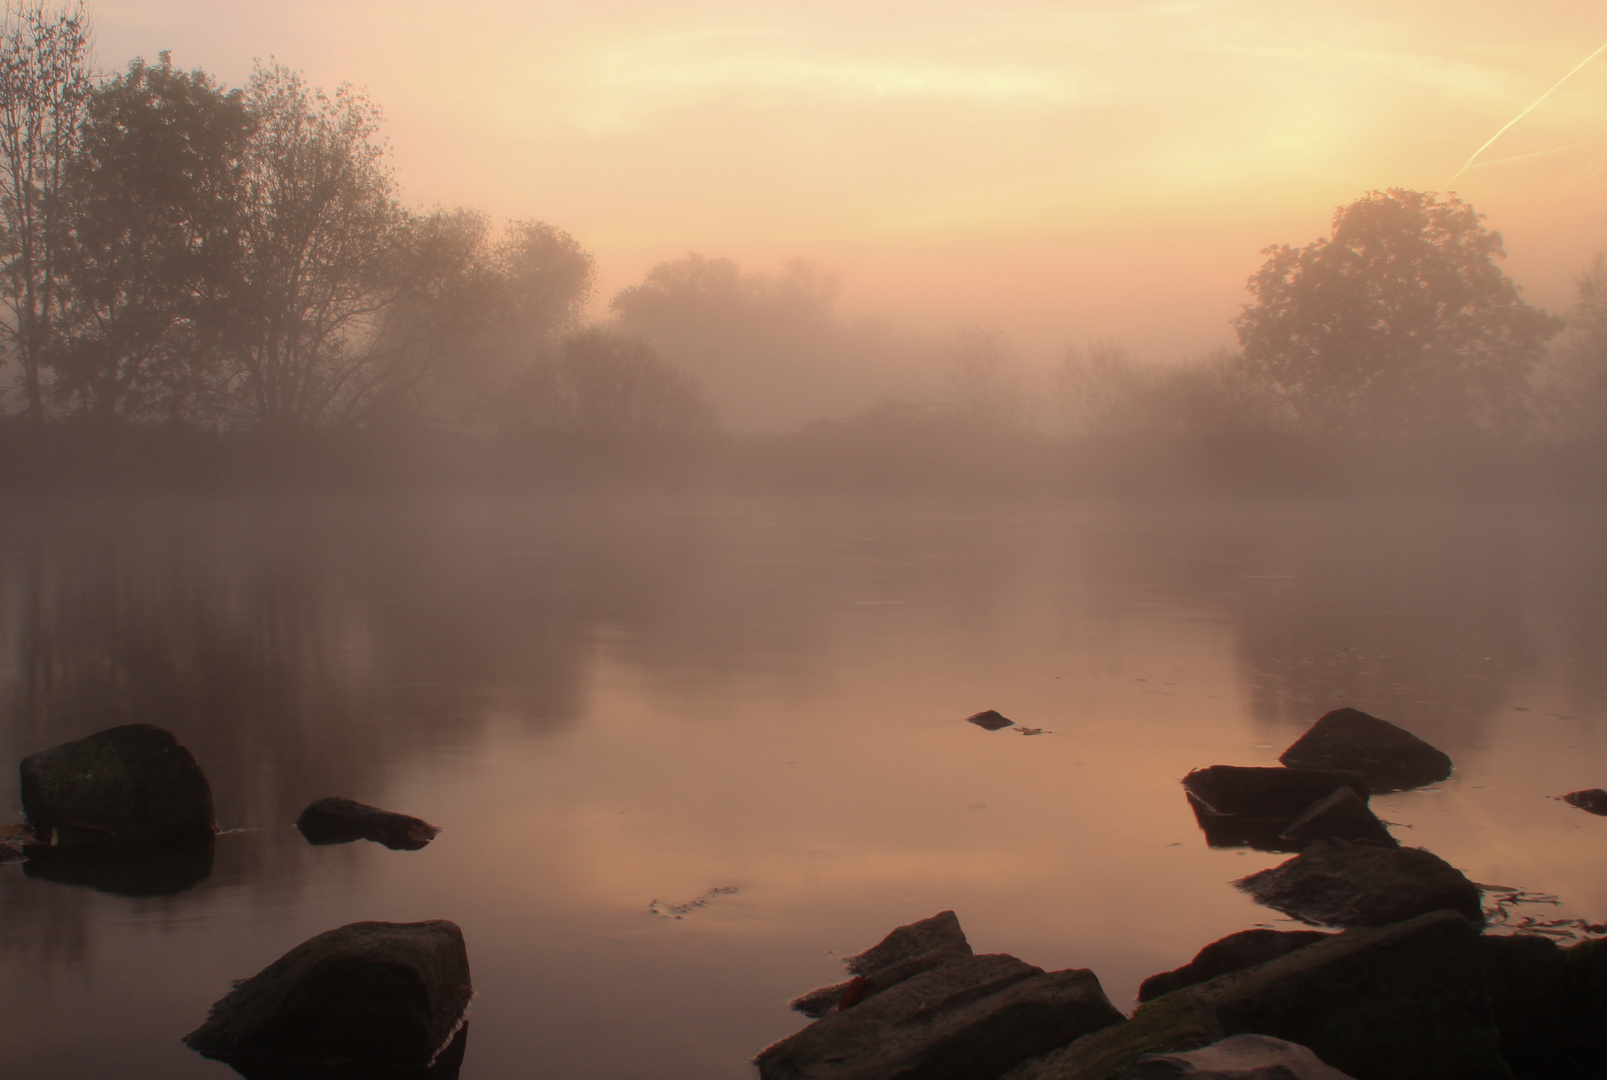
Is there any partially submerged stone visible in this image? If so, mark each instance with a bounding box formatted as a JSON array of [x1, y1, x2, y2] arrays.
[[1123, 1034, 1355, 1080], [185, 920, 472, 1071], [968, 710, 1015, 732], [759, 951, 1124, 1080], [1005, 911, 1504, 1080], [1235, 839, 1482, 929], [23, 838, 213, 896], [295, 797, 440, 851], [20, 723, 215, 846], [790, 909, 974, 1018], [1277, 787, 1396, 848], [1278, 708, 1451, 792], [1562, 788, 1607, 816], [1138, 929, 1329, 1002], [1182, 766, 1369, 851]]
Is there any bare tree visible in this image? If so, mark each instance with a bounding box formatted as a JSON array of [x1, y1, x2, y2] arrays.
[[0, 0, 89, 421]]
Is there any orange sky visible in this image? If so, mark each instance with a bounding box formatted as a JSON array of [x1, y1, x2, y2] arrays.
[[96, 1, 1607, 362]]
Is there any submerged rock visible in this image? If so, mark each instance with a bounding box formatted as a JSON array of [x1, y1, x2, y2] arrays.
[[295, 797, 440, 851], [968, 710, 1015, 732], [1562, 788, 1607, 816], [1123, 1034, 1355, 1080], [791, 909, 974, 1017], [1182, 766, 1369, 851], [1138, 929, 1329, 1003], [1277, 787, 1396, 848], [185, 920, 472, 1072], [1278, 709, 1451, 792], [764, 912, 1123, 1080], [1235, 839, 1483, 929], [20, 723, 215, 846], [1006, 911, 1504, 1080]]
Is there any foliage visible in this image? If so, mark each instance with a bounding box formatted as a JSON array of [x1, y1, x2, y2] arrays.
[[1234, 189, 1561, 437], [0, 0, 89, 420], [54, 53, 251, 420], [1535, 254, 1607, 438]]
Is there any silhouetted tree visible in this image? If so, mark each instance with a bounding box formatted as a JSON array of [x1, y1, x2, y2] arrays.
[[0, 0, 89, 421], [1234, 189, 1560, 437], [945, 324, 1022, 429], [502, 327, 714, 439], [53, 53, 251, 421], [1537, 254, 1607, 438]]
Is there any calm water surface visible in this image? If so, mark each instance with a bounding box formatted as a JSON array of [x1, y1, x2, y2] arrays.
[[2, 494, 1605, 1079]]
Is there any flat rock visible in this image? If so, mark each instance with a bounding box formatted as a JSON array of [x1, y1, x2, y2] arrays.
[[20, 723, 215, 846], [1123, 1034, 1355, 1080], [1138, 929, 1329, 1002], [1562, 788, 1607, 816], [1183, 766, 1370, 851], [760, 951, 1124, 1080], [1235, 840, 1481, 929], [296, 797, 440, 851], [1278, 709, 1451, 792], [185, 920, 472, 1071], [1004, 911, 1504, 1080], [1278, 788, 1396, 848], [792, 909, 975, 1017], [968, 710, 1015, 731]]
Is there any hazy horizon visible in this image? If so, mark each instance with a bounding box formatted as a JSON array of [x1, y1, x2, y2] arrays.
[[91, 1, 1607, 365]]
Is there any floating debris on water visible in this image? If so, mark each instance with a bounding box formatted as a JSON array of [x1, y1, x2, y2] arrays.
[[649, 886, 740, 919]]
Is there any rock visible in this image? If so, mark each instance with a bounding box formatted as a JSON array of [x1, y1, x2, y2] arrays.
[[0, 843, 23, 863], [1562, 788, 1607, 816], [759, 950, 1125, 1080], [1235, 839, 1483, 929], [213, 1026, 468, 1080], [791, 909, 974, 1017], [1123, 1034, 1355, 1079], [1559, 938, 1607, 1077], [1277, 788, 1396, 848], [1475, 933, 1566, 1077], [295, 797, 440, 851], [21, 723, 215, 847], [1138, 929, 1329, 1002], [1278, 709, 1451, 792], [968, 710, 1015, 731], [1183, 766, 1370, 851], [1006, 911, 1505, 1080], [185, 920, 472, 1071], [22, 837, 213, 895]]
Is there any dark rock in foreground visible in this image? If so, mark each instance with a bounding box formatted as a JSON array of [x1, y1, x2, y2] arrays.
[[1005, 911, 1505, 1080], [968, 710, 1015, 731], [1278, 708, 1451, 792], [22, 837, 213, 895], [1562, 788, 1607, 816], [1234, 839, 1483, 929], [1123, 1034, 1355, 1079], [790, 909, 973, 1017], [185, 920, 472, 1071], [1183, 766, 1369, 851], [1277, 788, 1396, 848], [21, 723, 215, 846], [296, 797, 440, 851], [1138, 929, 1329, 1002], [763, 912, 1123, 1080], [0, 843, 23, 863], [218, 1025, 468, 1080]]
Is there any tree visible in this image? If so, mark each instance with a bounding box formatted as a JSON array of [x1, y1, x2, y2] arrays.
[[1234, 189, 1561, 437], [54, 53, 252, 421], [0, 0, 89, 421], [1536, 254, 1607, 438]]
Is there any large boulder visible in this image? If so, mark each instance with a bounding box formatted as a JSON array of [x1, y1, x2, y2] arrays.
[[1559, 938, 1607, 1077], [1123, 1034, 1355, 1080], [1182, 766, 1370, 851], [295, 797, 440, 851], [185, 920, 472, 1071], [1138, 929, 1330, 1002], [1005, 911, 1505, 1080], [22, 838, 213, 896], [1234, 840, 1482, 929], [1475, 934, 1567, 1077], [1277, 788, 1396, 848], [1278, 709, 1451, 792], [20, 724, 215, 846], [790, 909, 973, 1017], [760, 912, 1124, 1080]]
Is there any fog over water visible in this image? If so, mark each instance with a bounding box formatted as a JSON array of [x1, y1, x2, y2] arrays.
[[2, 495, 1605, 1078]]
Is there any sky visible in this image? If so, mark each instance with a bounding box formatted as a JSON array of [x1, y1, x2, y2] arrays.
[[94, 0, 1607, 363]]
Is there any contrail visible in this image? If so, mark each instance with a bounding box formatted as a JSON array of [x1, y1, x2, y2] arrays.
[[1444, 37, 1607, 188]]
